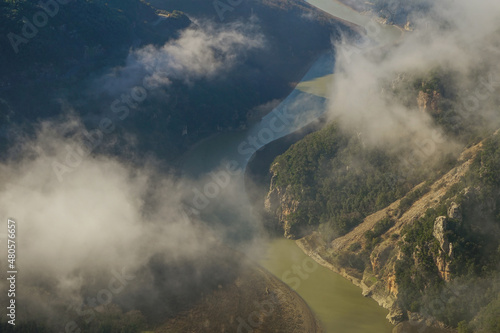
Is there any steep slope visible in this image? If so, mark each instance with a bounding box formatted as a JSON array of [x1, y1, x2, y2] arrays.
[[264, 122, 456, 240], [296, 141, 482, 326], [288, 132, 500, 332], [261, 62, 500, 331], [328, 143, 480, 253]]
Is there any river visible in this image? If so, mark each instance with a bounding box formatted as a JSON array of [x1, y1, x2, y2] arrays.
[[180, 1, 402, 332]]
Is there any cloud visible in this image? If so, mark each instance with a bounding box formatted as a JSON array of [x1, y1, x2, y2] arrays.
[[327, 0, 500, 160], [98, 20, 265, 94], [0, 117, 246, 325], [0, 19, 267, 325]]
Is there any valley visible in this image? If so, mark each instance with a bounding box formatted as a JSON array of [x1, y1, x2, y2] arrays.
[[1, 0, 500, 332]]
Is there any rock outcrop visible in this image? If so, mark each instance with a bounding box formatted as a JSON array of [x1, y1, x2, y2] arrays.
[[264, 172, 300, 239], [417, 90, 441, 114], [404, 19, 414, 31], [432, 215, 454, 282], [447, 202, 462, 221], [432, 202, 464, 281], [433, 216, 452, 257]]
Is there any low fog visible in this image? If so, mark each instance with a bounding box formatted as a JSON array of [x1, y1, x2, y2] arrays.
[[326, 0, 500, 324], [96, 19, 264, 95], [2, 0, 500, 329], [329, 0, 500, 163], [0, 118, 255, 325], [0, 18, 267, 328]]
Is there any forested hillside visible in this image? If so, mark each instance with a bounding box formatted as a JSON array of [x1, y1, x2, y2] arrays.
[[263, 64, 500, 331], [265, 69, 468, 239], [0, 0, 351, 162], [0, 0, 193, 93]]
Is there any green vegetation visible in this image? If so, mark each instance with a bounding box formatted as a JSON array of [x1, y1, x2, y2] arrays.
[[395, 205, 447, 313], [395, 134, 500, 328], [364, 217, 395, 249], [0, 1, 189, 75], [371, 0, 431, 26], [1, 0, 349, 163], [458, 321, 471, 333], [268, 63, 500, 329], [0, 0, 194, 159], [272, 124, 393, 236], [471, 295, 500, 332], [365, 217, 395, 241], [267, 67, 470, 239], [269, 122, 451, 238], [337, 251, 366, 271], [348, 242, 362, 252], [385, 66, 491, 144]]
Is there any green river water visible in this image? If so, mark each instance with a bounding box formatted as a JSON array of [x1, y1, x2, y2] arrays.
[[259, 239, 393, 332], [180, 1, 404, 332]]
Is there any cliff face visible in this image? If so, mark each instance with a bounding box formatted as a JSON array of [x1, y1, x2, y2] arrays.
[[265, 166, 301, 239], [433, 215, 455, 282], [417, 90, 441, 114], [289, 141, 483, 331]]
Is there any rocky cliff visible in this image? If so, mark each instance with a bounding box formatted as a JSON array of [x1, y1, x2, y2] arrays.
[[265, 168, 302, 239], [417, 90, 441, 114], [272, 140, 484, 332]]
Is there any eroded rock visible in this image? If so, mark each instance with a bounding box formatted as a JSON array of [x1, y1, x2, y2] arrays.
[[433, 216, 453, 281], [433, 216, 451, 255], [447, 202, 462, 221]]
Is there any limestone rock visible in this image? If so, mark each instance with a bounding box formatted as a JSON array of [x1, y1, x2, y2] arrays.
[[433, 216, 450, 255], [404, 19, 414, 31], [435, 252, 452, 281], [370, 245, 394, 274], [417, 90, 441, 114], [387, 305, 405, 325], [447, 202, 462, 221], [387, 274, 398, 296], [265, 174, 301, 239], [433, 216, 453, 281]]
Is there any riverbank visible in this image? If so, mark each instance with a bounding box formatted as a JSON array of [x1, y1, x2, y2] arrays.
[[245, 125, 394, 332], [295, 233, 459, 333], [295, 233, 400, 323], [155, 254, 323, 333], [258, 238, 394, 332]]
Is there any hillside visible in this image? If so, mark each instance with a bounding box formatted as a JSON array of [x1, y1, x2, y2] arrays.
[[295, 132, 500, 332], [155, 262, 323, 333], [0, 1, 351, 331], [337, 0, 430, 27], [261, 65, 500, 331], [0, 0, 353, 163]]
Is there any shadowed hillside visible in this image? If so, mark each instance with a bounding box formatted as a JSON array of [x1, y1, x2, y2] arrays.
[[0, 0, 353, 163]]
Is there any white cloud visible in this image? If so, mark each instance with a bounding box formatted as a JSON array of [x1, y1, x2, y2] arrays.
[[99, 20, 265, 93], [327, 0, 500, 156]]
